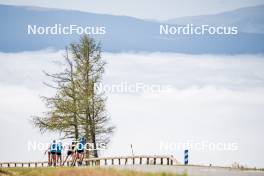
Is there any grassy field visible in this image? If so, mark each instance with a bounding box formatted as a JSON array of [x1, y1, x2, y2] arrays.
[[0, 167, 186, 176]]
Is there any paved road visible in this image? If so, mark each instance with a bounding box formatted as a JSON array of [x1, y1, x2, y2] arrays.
[[109, 165, 264, 176]]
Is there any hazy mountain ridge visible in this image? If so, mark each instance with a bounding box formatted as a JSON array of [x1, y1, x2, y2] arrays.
[[166, 5, 264, 34], [0, 4, 264, 54]]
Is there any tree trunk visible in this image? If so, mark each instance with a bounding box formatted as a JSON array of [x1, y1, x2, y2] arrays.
[[73, 115, 79, 140], [91, 130, 98, 157]]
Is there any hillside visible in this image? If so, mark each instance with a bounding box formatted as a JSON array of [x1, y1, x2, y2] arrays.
[[0, 4, 264, 54]]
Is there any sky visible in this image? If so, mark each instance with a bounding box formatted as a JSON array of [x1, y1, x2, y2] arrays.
[[0, 50, 264, 167], [0, 0, 264, 169], [0, 0, 264, 20]]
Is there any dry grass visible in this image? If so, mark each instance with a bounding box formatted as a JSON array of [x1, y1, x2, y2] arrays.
[[0, 167, 186, 176]]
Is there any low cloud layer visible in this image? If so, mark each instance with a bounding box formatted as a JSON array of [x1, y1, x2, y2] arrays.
[[0, 51, 264, 167]]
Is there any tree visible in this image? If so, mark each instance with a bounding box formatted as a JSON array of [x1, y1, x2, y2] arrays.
[[33, 35, 115, 158], [70, 36, 114, 157], [33, 48, 80, 140]]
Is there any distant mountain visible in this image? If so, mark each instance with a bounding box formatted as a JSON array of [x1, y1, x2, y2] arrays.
[[166, 5, 264, 34], [0, 4, 264, 54]]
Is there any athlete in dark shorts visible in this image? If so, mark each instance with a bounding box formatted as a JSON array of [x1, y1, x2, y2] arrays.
[[76, 137, 86, 166], [50, 140, 57, 166], [56, 142, 63, 166], [63, 141, 76, 166]]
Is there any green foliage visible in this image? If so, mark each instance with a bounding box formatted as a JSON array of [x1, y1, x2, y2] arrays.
[[32, 35, 115, 157]]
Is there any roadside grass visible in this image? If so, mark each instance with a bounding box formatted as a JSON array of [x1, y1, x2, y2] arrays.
[[0, 167, 187, 176]]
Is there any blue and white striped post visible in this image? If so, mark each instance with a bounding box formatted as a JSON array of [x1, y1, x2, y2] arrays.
[[184, 149, 189, 165]]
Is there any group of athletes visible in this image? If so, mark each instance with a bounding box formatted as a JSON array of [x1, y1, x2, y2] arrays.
[[44, 137, 87, 166]]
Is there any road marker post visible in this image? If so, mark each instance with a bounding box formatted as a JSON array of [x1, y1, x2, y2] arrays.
[[184, 149, 188, 165]]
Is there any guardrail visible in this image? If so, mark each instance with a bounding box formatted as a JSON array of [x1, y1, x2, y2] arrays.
[[0, 155, 178, 168]]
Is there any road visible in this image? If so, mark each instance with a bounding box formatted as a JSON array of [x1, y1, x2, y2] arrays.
[[109, 165, 264, 176]]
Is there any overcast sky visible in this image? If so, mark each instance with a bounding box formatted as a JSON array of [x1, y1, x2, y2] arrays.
[[0, 50, 264, 167], [0, 0, 264, 168], [0, 0, 264, 20]]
